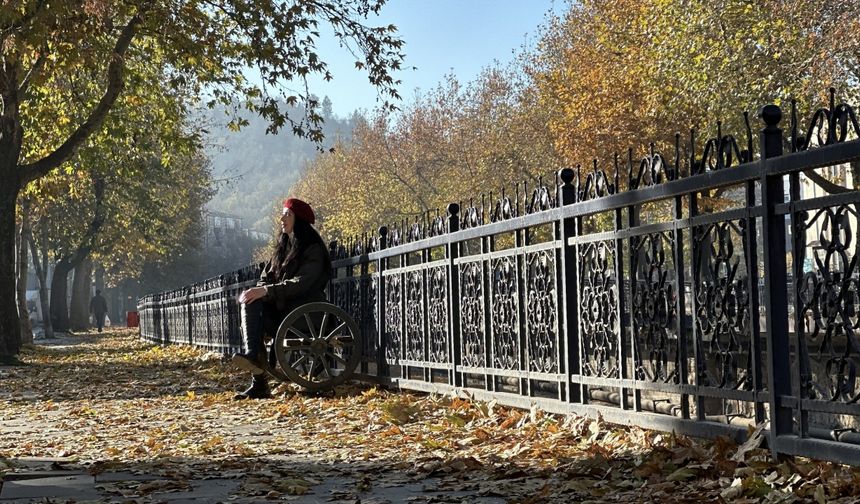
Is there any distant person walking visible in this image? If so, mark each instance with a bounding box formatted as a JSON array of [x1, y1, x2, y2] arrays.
[[89, 290, 109, 333]]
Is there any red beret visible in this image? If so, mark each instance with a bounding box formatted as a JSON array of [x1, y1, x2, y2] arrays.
[[283, 198, 315, 224]]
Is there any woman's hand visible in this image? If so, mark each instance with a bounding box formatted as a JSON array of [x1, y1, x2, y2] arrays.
[[238, 287, 267, 305]]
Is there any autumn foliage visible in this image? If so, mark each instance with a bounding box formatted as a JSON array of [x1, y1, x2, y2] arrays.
[[292, 69, 561, 238], [294, 0, 860, 240]]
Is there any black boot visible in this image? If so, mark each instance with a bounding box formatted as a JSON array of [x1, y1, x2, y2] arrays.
[[231, 302, 268, 374], [233, 374, 271, 400]]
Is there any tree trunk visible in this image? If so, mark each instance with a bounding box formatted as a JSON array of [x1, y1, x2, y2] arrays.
[[28, 223, 53, 339], [0, 10, 142, 355], [94, 265, 105, 292], [49, 174, 107, 334], [15, 204, 33, 345], [0, 53, 26, 361], [70, 258, 93, 331], [50, 259, 73, 333], [0, 181, 22, 360]]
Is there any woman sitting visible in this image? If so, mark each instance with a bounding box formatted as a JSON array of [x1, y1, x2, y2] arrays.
[[232, 198, 331, 399]]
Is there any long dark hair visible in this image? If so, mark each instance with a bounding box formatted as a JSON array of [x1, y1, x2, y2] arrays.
[[269, 219, 332, 281]]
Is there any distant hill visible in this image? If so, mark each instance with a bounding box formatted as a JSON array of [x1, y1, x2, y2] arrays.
[[201, 97, 356, 231]]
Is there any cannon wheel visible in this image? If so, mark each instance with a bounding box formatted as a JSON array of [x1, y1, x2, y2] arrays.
[[273, 302, 362, 392]]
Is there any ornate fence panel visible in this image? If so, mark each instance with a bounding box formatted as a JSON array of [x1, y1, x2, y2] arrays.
[[445, 193, 567, 401], [138, 265, 259, 355], [329, 258, 380, 376], [139, 94, 860, 464]]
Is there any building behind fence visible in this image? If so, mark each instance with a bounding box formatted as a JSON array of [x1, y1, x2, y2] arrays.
[[139, 91, 860, 465]]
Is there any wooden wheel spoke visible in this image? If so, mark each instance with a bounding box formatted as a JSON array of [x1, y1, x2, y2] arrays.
[[304, 313, 318, 339], [290, 354, 308, 370], [319, 312, 329, 340], [287, 326, 310, 340], [329, 334, 355, 347], [326, 351, 349, 367], [320, 356, 333, 378], [282, 339, 310, 349], [325, 321, 347, 341], [305, 355, 316, 381]]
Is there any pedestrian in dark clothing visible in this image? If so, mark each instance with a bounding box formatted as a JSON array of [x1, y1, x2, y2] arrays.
[[231, 197, 331, 399], [89, 290, 109, 333]]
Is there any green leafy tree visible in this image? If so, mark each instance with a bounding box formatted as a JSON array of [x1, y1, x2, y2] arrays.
[[0, 0, 405, 361], [21, 49, 201, 333]]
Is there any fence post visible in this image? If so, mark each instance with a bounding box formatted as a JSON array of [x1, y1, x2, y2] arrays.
[[446, 203, 462, 387], [557, 168, 580, 404], [227, 273, 241, 353], [377, 226, 389, 380], [758, 104, 792, 459], [161, 292, 169, 345], [328, 240, 338, 305], [672, 141, 690, 418], [359, 245, 370, 376], [186, 286, 193, 346], [218, 274, 226, 353], [354, 240, 370, 376], [153, 293, 160, 343]]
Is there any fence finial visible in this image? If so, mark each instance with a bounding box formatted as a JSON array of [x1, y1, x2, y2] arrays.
[[559, 168, 576, 206], [627, 148, 634, 188], [559, 167, 574, 186], [378, 225, 388, 250], [760, 104, 782, 128], [523, 179, 529, 213], [759, 104, 783, 159], [716, 120, 724, 170], [447, 202, 460, 233], [690, 127, 698, 175], [614, 152, 620, 189], [829, 87, 837, 145]]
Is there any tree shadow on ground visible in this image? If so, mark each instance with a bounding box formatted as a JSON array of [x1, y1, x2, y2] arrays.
[[3, 333, 371, 403], [0, 455, 512, 503], [1, 439, 787, 504]]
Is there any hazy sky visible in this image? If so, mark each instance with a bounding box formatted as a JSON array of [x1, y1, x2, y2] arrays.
[[294, 0, 564, 117]]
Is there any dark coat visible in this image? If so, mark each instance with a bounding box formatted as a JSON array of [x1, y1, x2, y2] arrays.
[[89, 294, 108, 316], [259, 241, 330, 314]]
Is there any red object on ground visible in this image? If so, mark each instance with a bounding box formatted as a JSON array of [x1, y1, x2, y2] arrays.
[[126, 311, 140, 328]]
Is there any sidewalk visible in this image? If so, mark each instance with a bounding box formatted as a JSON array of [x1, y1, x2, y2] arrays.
[[2, 330, 858, 503], [0, 455, 505, 503], [0, 332, 509, 503]]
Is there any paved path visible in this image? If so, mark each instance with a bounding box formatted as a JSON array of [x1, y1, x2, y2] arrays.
[[2, 334, 506, 503], [0, 456, 506, 503]]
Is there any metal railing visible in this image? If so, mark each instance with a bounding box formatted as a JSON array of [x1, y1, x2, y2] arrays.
[[140, 92, 860, 464], [138, 266, 261, 354]]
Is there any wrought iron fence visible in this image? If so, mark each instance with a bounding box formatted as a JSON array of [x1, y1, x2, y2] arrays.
[[138, 265, 261, 354], [139, 90, 860, 464]]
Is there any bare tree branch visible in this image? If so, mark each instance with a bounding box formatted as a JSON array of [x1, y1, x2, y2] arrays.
[[380, 134, 430, 211]]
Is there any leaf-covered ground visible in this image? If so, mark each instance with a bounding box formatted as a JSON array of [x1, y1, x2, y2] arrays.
[[1, 330, 859, 503]]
